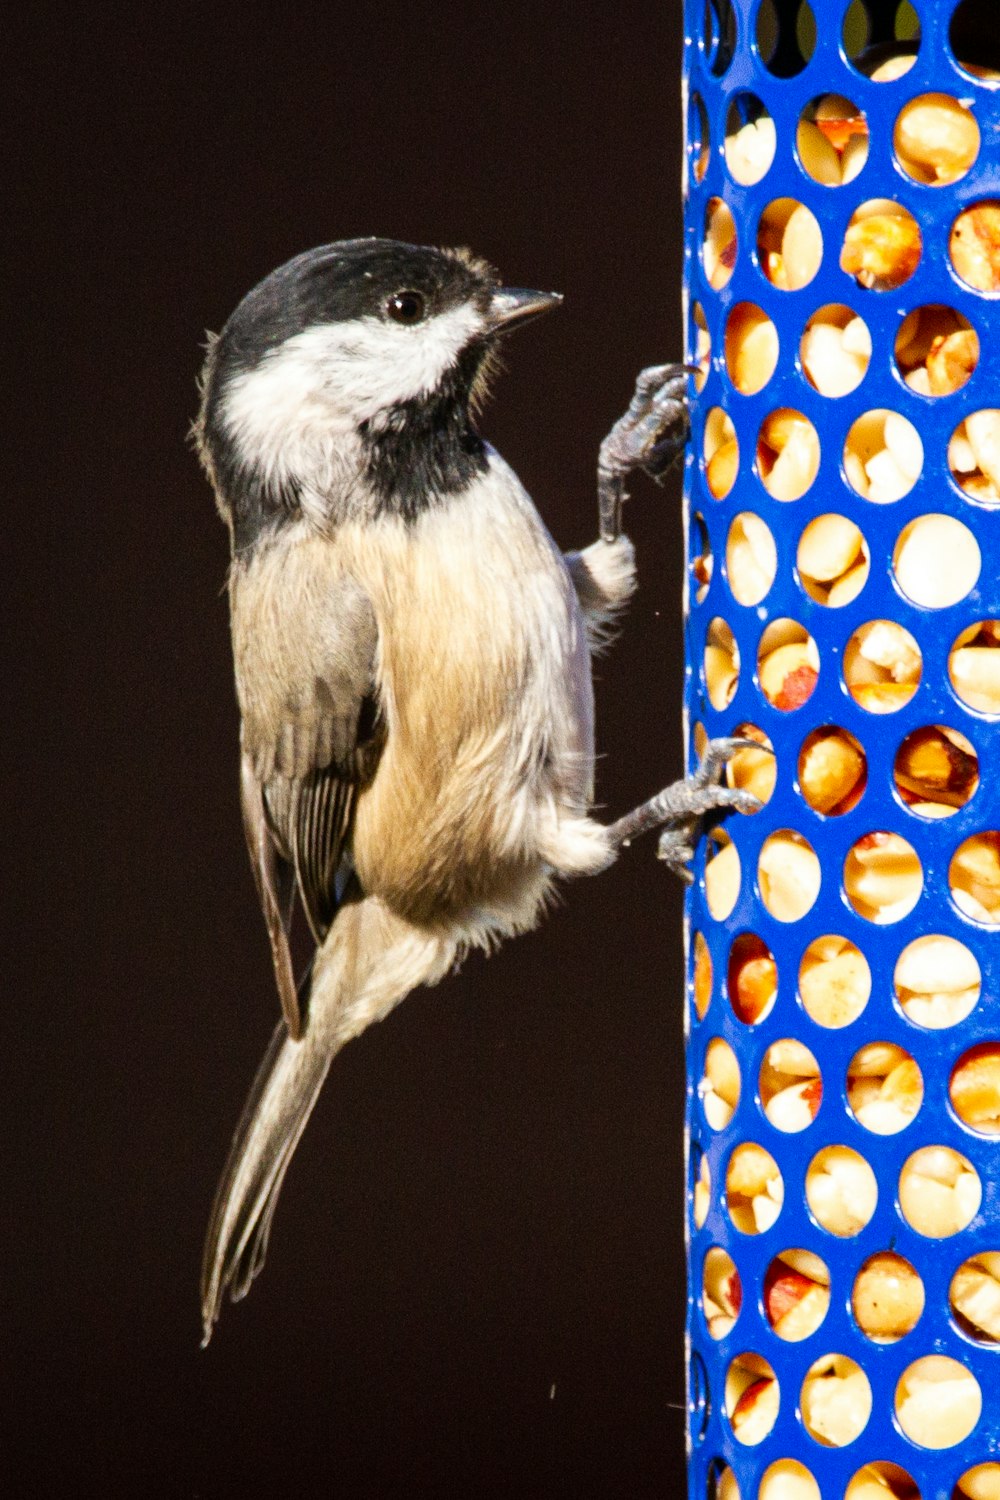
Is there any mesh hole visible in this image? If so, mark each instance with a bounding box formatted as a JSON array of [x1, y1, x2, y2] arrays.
[[691, 513, 713, 604], [704, 407, 739, 499], [691, 1348, 711, 1441], [800, 1353, 872, 1446], [843, 0, 921, 78], [703, 1246, 742, 1339], [801, 304, 870, 395], [894, 305, 979, 397], [894, 725, 978, 818], [705, 617, 739, 710], [705, 198, 738, 290], [843, 620, 922, 713], [758, 198, 823, 290], [759, 830, 821, 922], [949, 620, 1000, 713], [799, 726, 867, 813], [844, 831, 922, 924], [693, 930, 713, 1021], [896, 1357, 981, 1448], [758, 619, 819, 710], [689, 92, 711, 186], [894, 93, 981, 185], [893, 514, 981, 608], [843, 408, 923, 502], [846, 1464, 920, 1500], [760, 1460, 821, 1498], [693, 1146, 712, 1231], [704, 0, 737, 74], [800, 935, 871, 1028], [852, 1252, 924, 1342], [701, 1038, 741, 1130], [760, 1041, 821, 1135], [842, 199, 922, 291], [949, 410, 1000, 503], [847, 1041, 922, 1134], [806, 1144, 877, 1235], [726, 1352, 779, 1444], [758, 0, 816, 77], [726, 724, 775, 810], [950, 1044, 1000, 1134], [950, 1253, 1000, 1342], [797, 93, 869, 185], [954, 1466, 1000, 1500], [951, 0, 1000, 81], [728, 932, 777, 1025], [726, 303, 779, 394], [898, 1145, 982, 1237], [950, 832, 1000, 924], [764, 1250, 830, 1340], [726, 1143, 783, 1234], [726, 512, 777, 605], [707, 1459, 741, 1500], [798, 515, 869, 607], [894, 935, 981, 1029], [950, 201, 1000, 293], [724, 94, 776, 185], [757, 408, 820, 500], [692, 302, 711, 392], [706, 828, 741, 920]]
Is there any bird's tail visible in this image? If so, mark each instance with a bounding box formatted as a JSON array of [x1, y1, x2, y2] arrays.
[[200, 1006, 332, 1344], [200, 895, 455, 1344]]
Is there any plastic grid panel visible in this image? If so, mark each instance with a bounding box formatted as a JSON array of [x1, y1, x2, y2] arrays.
[[683, 3, 1000, 1497]]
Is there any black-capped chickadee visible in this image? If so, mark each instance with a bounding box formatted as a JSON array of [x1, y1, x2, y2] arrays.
[[194, 238, 751, 1344]]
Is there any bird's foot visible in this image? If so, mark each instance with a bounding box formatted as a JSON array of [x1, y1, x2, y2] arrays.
[[609, 737, 762, 883], [597, 362, 690, 542]]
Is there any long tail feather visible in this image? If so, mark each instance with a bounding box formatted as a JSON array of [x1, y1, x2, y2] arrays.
[[200, 895, 456, 1345], [200, 1016, 333, 1345]]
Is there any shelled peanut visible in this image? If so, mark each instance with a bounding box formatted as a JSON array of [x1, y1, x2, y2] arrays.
[[799, 936, 871, 1028], [763, 1249, 829, 1341], [893, 935, 980, 1029], [800, 1353, 871, 1447], [847, 1042, 922, 1135], [852, 1253, 924, 1342], [895, 304, 979, 397], [950, 621, 1000, 713], [726, 1143, 783, 1234], [797, 95, 868, 185], [951, 201, 1000, 292], [898, 1145, 981, 1238], [950, 409, 1000, 501], [843, 409, 922, 504], [843, 621, 921, 712], [800, 305, 870, 396], [759, 1040, 821, 1132], [841, 200, 921, 290], [702, 1246, 741, 1339], [798, 726, 866, 813]]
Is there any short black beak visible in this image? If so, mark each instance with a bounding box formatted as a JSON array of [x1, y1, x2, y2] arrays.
[[488, 287, 563, 333]]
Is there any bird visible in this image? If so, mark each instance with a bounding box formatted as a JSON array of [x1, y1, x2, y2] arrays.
[[194, 236, 751, 1343]]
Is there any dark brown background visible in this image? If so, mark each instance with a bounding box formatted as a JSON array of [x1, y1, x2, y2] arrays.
[[9, 3, 689, 1493]]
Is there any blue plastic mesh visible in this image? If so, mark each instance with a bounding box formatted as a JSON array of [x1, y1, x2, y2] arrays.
[[683, 2, 1000, 1496]]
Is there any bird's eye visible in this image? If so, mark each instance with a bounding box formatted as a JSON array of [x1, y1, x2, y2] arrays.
[[386, 290, 426, 325]]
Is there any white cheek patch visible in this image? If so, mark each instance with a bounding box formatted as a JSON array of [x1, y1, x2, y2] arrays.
[[220, 303, 483, 489]]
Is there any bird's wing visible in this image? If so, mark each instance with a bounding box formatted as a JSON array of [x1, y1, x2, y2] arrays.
[[231, 556, 383, 1038]]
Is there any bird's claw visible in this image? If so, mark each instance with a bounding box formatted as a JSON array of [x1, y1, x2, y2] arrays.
[[654, 736, 766, 881], [597, 362, 690, 542]]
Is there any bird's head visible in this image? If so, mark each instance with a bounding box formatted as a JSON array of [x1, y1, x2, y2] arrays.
[[196, 238, 561, 545]]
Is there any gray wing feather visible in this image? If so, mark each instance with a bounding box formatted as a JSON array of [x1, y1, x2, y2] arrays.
[[233, 562, 383, 1037]]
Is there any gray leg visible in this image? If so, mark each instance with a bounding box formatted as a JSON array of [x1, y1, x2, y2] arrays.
[[608, 737, 764, 883], [597, 362, 690, 543]]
